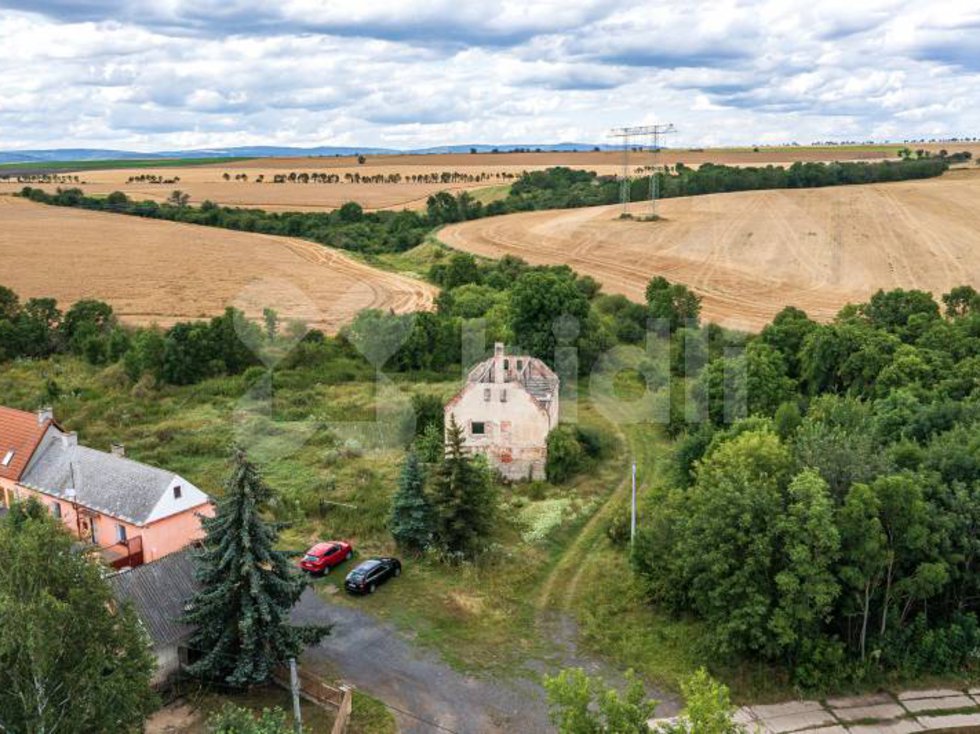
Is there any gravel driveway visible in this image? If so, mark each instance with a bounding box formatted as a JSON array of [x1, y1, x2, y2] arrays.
[[293, 589, 554, 733]]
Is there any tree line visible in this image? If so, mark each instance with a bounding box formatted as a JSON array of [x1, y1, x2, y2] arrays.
[[232, 170, 519, 185], [20, 186, 432, 255], [636, 284, 980, 687], [19, 156, 956, 259]]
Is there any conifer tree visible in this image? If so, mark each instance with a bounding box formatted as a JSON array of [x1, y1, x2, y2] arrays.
[[390, 450, 433, 552], [183, 449, 329, 686], [431, 415, 497, 557]]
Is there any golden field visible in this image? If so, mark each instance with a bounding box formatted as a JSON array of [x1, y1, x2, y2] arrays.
[[6, 143, 976, 214], [439, 169, 980, 332], [0, 196, 435, 331]]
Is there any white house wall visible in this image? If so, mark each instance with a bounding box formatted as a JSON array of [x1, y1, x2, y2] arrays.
[[447, 382, 554, 480], [143, 476, 210, 525]]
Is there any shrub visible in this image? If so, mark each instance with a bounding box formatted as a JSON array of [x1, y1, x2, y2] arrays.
[[546, 426, 585, 484], [206, 704, 292, 734]]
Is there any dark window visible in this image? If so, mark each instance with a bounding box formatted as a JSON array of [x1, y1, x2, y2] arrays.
[[517, 360, 523, 371], [173, 485, 182, 500], [500, 389, 508, 402], [472, 422, 486, 435], [116, 524, 127, 543], [503, 359, 509, 370], [483, 388, 491, 401], [51, 502, 62, 519]]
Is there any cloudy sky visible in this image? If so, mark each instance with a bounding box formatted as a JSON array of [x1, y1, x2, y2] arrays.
[[1, 0, 978, 151]]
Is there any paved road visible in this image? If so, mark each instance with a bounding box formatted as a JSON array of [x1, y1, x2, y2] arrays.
[[293, 589, 554, 733]]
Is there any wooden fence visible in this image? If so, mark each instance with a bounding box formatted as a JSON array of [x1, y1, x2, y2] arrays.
[[273, 665, 353, 733]]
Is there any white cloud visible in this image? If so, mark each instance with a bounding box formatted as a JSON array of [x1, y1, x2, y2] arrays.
[[0, 1, 977, 151]]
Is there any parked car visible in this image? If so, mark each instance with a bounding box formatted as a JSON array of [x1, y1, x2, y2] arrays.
[[300, 541, 353, 575], [344, 557, 401, 594]]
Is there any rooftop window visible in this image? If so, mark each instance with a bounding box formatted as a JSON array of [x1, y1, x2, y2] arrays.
[[1, 450, 12, 467]]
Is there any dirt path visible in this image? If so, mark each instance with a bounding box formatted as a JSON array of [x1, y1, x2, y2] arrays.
[[292, 423, 678, 733], [535, 464, 630, 614], [532, 423, 680, 716]]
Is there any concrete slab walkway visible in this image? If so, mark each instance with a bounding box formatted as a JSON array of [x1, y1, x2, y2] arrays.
[[651, 687, 980, 733]]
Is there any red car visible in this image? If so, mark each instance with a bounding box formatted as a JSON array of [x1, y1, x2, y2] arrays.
[[300, 541, 354, 575]]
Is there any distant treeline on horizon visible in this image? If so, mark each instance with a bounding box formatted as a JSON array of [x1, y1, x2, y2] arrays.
[[17, 155, 960, 257]]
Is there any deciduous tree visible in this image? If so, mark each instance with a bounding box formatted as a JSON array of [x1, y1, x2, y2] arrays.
[[0, 501, 157, 733]]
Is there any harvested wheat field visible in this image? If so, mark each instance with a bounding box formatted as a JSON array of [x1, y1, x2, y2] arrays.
[[0, 196, 435, 331], [440, 170, 980, 332], [0, 170, 492, 213], [9, 143, 977, 214]]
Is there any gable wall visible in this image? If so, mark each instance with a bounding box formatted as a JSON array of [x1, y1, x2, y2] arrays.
[[446, 381, 556, 480]]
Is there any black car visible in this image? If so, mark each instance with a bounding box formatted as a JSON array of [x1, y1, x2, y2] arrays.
[[344, 557, 401, 595]]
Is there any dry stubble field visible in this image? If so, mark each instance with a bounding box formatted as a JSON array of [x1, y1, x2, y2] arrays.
[[440, 170, 980, 331], [7, 143, 975, 214], [0, 196, 435, 331]]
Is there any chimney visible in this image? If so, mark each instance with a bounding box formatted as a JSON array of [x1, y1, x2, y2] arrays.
[[37, 406, 54, 425], [494, 342, 505, 384], [110, 443, 125, 458], [60, 432, 78, 448]]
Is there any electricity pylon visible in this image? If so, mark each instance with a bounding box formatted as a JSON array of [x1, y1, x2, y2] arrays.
[[609, 123, 677, 217]]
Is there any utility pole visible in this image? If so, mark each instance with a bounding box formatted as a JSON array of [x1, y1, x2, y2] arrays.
[[289, 658, 303, 734], [630, 460, 637, 549]]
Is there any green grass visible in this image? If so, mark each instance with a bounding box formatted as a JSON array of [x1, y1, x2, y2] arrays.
[[0, 157, 252, 172], [0, 355, 791, 700], [468, 183, 512, 204], [307, 391, 630, 675], [356, 236, 451, 281], [0, 357, 627, 677]]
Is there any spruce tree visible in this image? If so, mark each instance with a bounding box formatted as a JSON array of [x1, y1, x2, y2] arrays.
[[390, 450, 433, 552], [183, 449, 329, 686], [431, 415, 497, 557]]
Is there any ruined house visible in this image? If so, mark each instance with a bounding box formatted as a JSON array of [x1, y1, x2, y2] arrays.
[[445, 343, 560, 480]]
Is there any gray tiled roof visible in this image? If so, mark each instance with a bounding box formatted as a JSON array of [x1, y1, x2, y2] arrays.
[[108, 548, 199, 647], [21, 433, 183, 524]]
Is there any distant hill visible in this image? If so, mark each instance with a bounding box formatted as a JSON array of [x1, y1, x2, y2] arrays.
[[0, 143, 616, 165]]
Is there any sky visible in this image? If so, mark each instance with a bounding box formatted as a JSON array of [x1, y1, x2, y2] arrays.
[[0, 0, 978, 151]]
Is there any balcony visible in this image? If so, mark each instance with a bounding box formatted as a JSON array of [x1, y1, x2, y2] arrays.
[[102, 535, 144, 569]]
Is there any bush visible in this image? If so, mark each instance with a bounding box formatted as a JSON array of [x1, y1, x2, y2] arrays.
[[206, 704, 291, 734], [574, 425, 614, 460], [605, 503, 631, 546], [546, 426, 585, 484]]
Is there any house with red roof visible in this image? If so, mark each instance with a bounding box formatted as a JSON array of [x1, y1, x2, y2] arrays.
[[0, 406, 60, 508], [1, 405, 213, 568]]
